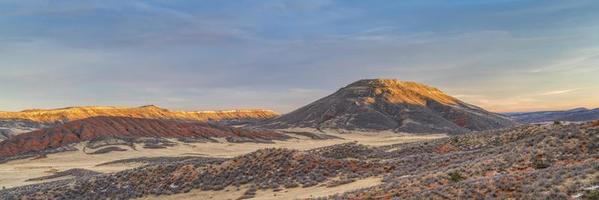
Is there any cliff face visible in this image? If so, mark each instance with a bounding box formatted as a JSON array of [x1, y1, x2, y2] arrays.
[[0, 116, 286, 158], [0, 105, 278, 124], [262, 79, 516, 134]]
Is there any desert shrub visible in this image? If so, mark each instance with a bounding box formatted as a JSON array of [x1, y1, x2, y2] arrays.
[[447, 171, 465, 182], [531, 155, 552, 169], [583, 190, 599, 200], [532, 160, 550, 169], [450, 137, 459, 144]]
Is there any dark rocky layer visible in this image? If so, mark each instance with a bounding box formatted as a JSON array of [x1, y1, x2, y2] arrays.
[[85, 146, 128, 155], [282, 131, 342, 140], [95, 156, 225, 167], [25, 169, 102, 182]]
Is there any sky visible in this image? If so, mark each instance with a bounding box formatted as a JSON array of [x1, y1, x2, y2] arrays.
[[1, 0, 599, 113]]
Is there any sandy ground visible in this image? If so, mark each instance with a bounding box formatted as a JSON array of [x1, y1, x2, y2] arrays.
[[0, 129, 445, 189], [140, 177, 383, 200]]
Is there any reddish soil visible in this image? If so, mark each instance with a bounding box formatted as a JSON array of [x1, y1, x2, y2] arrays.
[[433, 143, 458, 154], [0, 116, 285, 157]]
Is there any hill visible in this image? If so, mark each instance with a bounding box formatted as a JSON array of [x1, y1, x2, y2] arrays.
[[262, 79, 516, 134], [0, 116, 287, 158], [505, 107, 599, 123]]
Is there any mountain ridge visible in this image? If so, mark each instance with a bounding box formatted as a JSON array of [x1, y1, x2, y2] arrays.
[[0, 105, 278, 124], [505, 107, 599, 123]]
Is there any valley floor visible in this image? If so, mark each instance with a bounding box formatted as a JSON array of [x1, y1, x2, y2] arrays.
[[140, 177, 383, 200], [2, 124, 597, 200], [0, 129, 444, 190]]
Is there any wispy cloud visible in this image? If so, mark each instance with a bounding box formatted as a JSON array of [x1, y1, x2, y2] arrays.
[[539, 89, 580, 96]]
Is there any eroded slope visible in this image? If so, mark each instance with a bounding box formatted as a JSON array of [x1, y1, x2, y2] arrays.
[[0, 116, 287, 158]]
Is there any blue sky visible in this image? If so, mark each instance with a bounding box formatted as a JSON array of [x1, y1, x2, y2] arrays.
[[1, 0, 599, 113]]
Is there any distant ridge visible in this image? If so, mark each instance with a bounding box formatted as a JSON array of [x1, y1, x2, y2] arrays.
[[261, 79, 516, 134], [0, 105, 278, 124], [505, 107, 599, 123], [0, 116, 287, 158]]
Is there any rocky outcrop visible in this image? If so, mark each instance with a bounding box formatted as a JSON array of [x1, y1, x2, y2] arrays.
[[0, 130, 10, 141], [0, 116, 287, 158], [0, 119, 48, 141], [0, 105, 278, 124], [261, 79, 516, 134]]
